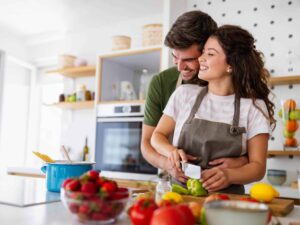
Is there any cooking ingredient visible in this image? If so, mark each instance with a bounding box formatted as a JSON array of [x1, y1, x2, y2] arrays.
[[239, 197, 259, 202], [171, 183, 190, 195], [187, 178, 207, 196], [283, 129, 295, 138], [150, 204, 194, 225], [285, 120, 298, 132], [162, 191, 183, 203], [128, 198, 158, 225], [158, 199, 177, 208], [283, 99, 296, 110], [32, 151, 54, 163], [250, 182, 279, 202], [204, 193, 230, 203], [188, 202, 202, 223], [200, 207, 208, 225], [290, 109, 300, 120], [285, 137, 298, 147]]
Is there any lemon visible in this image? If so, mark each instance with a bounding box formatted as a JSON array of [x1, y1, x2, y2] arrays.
[[162, 191, 183, 203], [250, 182, 279, 202]]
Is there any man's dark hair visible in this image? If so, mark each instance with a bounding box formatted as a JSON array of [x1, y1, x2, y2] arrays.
[[164, 10, 217, 51]]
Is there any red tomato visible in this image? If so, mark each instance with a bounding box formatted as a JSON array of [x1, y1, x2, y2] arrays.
[[128, 198, 158, 225], [239, 197, 259, 203], [150, 204, 194, 225]]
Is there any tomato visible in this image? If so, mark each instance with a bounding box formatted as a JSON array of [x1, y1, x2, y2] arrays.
[[204, 193, 230, 203], [128, 198, 158, 225], [239, 197, 259, 203], [150, 204, 194, 225]]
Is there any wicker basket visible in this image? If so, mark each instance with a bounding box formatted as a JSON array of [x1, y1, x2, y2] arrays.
[[58, 54, 77, 68], [142, 24, 163, 47], [111, 35, 131, 51]]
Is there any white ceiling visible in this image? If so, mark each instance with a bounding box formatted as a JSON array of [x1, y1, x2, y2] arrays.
[[0, 0, 163, 39]]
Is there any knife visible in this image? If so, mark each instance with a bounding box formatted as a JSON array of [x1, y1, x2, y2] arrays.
[[181, 161, 201, 179]]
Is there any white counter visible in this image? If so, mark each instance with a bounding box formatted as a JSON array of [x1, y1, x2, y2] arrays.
[[0, 201, 300, 225]]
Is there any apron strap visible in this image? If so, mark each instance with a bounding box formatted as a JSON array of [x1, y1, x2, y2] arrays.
[[230, 96, 246, 136], [185, 86, 208, 124]]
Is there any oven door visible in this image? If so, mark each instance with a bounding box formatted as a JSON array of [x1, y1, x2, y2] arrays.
[[95, 116, 157, 174]]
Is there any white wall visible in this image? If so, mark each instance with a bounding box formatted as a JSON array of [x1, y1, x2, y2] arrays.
[[188, 0, 300, 184], [27, 13, 163, 160], [0, 30, 28, 60]]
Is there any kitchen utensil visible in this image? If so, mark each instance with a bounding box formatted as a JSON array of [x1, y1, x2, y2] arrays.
[[41, 161, 94, 192], [32, 151, 54, 163], [60, 145, 72, 163], [267, 169, 287, 186], [181, 161, 201, 179], [204, 200, 270, 225], [181, 193, 294, 217]]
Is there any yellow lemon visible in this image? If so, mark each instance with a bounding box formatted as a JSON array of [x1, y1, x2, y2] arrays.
[[250, 182, 279, 202], [162, 191, 183, 203]]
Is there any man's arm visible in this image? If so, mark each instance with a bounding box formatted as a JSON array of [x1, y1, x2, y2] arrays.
[[141, 124, 167, 169]]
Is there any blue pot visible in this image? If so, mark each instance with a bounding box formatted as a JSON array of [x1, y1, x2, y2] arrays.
[[41, 161, 94, 192]]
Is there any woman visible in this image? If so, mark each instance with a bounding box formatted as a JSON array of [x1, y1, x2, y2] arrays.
[[151, 25, 275, 194]]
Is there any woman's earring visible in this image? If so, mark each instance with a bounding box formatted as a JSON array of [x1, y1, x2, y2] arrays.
[[227, 68, 232, 73]]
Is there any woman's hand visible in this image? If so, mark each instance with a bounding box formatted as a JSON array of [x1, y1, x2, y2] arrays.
[[201, 167, 230, 192], [163, 157, 189, 183], [168, 148, 187, 169]]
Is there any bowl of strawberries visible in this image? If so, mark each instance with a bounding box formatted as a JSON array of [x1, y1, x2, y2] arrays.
[[61, 170, 130, 224]]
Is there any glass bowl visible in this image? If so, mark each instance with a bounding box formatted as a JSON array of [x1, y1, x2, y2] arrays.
[[61, 188, 129, 224]]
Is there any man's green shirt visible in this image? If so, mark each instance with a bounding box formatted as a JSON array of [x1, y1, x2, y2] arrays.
[[144, 67, 180, 126]]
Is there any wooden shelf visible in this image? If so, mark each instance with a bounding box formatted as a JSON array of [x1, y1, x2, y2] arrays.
[[98, 100, 145, 105], [268, 75, 300, 86], [267, 150, 300, 158], [46, 66, 96, 78], [51, 101, 94, 109]]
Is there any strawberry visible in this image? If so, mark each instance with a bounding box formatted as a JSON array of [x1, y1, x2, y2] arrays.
[[117, 187, 128, 192], [110, 192, 129, 200], [101, 181, 117, 193], [62, 178, 73, 188], [66, 179, 81, 191], [96, 177, 107, 188], [91, 212, 108, 221], [81, 181, 97, 194], [68, 203, 79, 213], [79, 204, 90, 215], [87, 170, 100, 181]]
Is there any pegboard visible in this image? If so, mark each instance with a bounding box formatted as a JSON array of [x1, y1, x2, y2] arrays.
[[187, 0, 300, 150], [187, 0, 300, 76]]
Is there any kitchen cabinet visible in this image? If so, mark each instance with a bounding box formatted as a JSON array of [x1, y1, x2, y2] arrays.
[[96, 46, 162, 104], [46, 65, 96, 109]]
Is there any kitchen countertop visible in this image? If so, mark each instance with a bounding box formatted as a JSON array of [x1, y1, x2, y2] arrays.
[[0, 171, 300, 225], [0, 199, 300, 225]]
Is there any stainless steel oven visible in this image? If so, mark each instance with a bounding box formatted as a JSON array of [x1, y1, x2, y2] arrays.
[[95, 103, 157, 180]]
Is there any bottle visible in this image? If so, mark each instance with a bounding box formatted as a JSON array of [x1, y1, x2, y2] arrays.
[[76, 84, 86, 101], [155, 171, 171, 203], [82, 137, 89, 161], [139, 69, 152, 100]]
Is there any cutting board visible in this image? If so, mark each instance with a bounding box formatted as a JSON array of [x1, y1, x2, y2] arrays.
[[182, 194, 294, 217]]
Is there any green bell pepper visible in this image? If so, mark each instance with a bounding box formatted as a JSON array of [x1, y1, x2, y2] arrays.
[[186, 178, 207, 196], [171, 183, 190, 195]]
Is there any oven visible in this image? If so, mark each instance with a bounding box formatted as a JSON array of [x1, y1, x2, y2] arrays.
[[95, 103, 157, 180]]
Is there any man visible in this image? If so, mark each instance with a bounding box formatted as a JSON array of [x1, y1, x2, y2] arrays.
[[141, 11, 247, 180]]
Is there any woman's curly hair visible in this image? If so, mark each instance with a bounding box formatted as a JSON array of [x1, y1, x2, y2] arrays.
[[212, 25, 276, 130]]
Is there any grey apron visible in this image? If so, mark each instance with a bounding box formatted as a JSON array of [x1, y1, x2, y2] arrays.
[[176, 86, 246, 194]]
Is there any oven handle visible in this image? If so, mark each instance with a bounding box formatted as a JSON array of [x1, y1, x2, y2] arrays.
[[97, 117, 144, 122]]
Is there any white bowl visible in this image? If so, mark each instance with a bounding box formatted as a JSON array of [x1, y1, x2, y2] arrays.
[[204, 200, 269, 225]]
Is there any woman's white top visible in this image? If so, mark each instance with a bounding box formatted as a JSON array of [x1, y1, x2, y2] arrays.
[[163, 84, 271, 155]]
